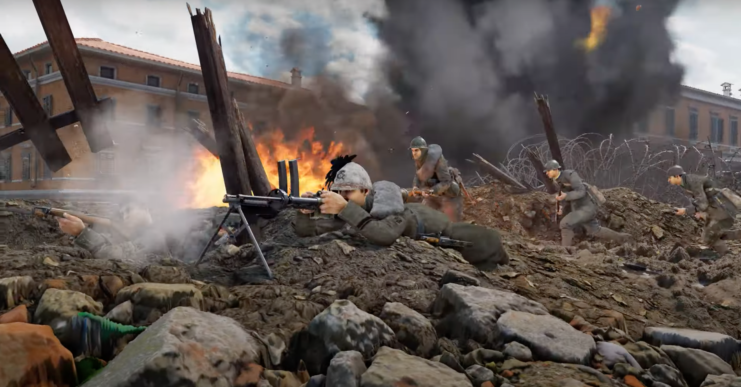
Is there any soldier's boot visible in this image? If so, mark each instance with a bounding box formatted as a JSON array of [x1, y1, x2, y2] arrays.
[[561, 228, 575, 247], [594, 227, 632, 244]]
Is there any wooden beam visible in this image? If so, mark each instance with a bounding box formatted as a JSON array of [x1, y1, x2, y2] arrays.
[[32, 0, 113, 153], [524, 147, 558, 193], [534, 93, 565, 168], [472, 153, 529, 191], [234, 98, 271, 196], [0, 35, 71, 171], [190, 7, 252, 195], [181, 119, 219, 157]]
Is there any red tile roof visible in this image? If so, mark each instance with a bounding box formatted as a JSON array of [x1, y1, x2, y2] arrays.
[[14, 38, 290, 89]]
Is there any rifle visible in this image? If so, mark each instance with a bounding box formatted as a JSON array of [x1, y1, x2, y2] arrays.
[[554, 189, 562, 223], [418, 233, 473, 248], [194, 159, 324, 278], [3, 205, 114, 226]]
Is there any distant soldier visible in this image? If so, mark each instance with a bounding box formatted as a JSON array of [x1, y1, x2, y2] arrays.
[[667, 165, 740, 255], [409, 136, 463, 222], [544, 160, 631, 246]]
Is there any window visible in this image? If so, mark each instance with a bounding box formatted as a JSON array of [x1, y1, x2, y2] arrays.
[[21, 152, 31, 181], [44, 62, 52, 75], [146, 75, 161, 87], [711, 114, 725, 143], [97, 152, 116, 175], [4, 107, 12, 126], [664, 107, 675, 136], [22, 70, 31, 80], [187, 83, 199, 94], [0, 154, 10, 181], [689, 108, 699, 141], [42, 95, 53, 116], [99, 66, 116, 79], [146, 105, 162, 126], [732, 117, 739, 146]]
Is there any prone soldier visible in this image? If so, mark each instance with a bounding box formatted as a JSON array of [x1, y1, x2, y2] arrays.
[[293, 158, 509, 269], [544, 160, 631, 246], [667, 165, 740, 255], [409, 136, 464, 222]]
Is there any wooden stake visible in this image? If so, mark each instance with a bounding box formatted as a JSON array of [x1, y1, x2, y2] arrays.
[[534, 93, 565, 168], [524, 146, 558, 193], [234, 99, 271, 196], [472, 153, 528, 191]]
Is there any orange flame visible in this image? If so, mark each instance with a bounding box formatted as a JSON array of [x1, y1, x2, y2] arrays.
[[577, 6, 612, 52], [183, 127, 346, 208]]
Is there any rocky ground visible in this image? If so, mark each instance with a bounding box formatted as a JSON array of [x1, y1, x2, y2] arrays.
[[1, 184, 741, 387]]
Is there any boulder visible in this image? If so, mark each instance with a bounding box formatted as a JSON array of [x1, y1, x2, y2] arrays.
[[326, 351, 367, 387], [432, 284, 548, 346], [503, 341, 533, 362], [0, 276, 36, 310], [623, 341, 675, 369], [140, 264, 191, 284], [465, 364, 494, 385], [644, 327, 740, 364], [439, 270, 480, 287], [497, 311, 596, 365], [114, 283, 205, 325], [0, 304, 28, 324], [0, 322, 77, 387], [379, 302, 437, 358], [461, 349, 505, 368], [81, 306, 268, 387], [360, 347, 473, 387], [596, 341, 642, 370], [650, 364, 689, 387], [701, 375, 741, 387], [661, 345, 735, 387], [34, 288, 103, 325], [104, 300, 133, 325]]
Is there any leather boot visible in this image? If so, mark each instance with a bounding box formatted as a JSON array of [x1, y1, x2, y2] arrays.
[[594, 227, 631, 244], [561, 228, 575, 247]]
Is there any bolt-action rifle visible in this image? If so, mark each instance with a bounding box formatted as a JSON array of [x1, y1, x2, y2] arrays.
[[418, 233, 473, 248]]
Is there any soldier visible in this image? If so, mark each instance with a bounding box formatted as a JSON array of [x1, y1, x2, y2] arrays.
[[57, 198, 173, 270], [667, 165, 739, 255], [294, 157, 509, 269], [544, 160, 630, 246], [409, 136, 464, 222]]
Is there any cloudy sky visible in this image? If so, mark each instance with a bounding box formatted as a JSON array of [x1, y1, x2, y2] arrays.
[[0, 0, 737, 101]]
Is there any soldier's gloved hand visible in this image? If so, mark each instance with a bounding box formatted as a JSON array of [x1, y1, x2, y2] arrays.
[[58, 213, 86, 237], [299, 192, 317, 214], [695, 211, 706, 220], [674, 208, 686, 216], [556, 192, 567, 201]]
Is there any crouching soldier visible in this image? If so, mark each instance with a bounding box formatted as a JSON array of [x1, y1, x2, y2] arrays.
[[544, 160, 630, 246], [667, 165, 740, 255], [409, 136, 464, 222], [293, 156, 509, 269]]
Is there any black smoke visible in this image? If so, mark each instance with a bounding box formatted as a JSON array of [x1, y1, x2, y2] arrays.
[[372, 0, 685, 162]]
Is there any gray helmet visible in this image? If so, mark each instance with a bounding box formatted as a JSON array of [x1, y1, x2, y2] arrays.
[[331, 162, 372, 191], [667, 165, 685, 177], [409, 136, 428, 149], [543, 159, 561, 172]]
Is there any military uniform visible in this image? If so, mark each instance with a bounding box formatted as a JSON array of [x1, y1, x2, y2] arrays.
[[555, 169, 630, 246], [293, 180, 508, 269], [679, 173, 739, 254], [411, 138, 463, 222], [75, 226, 173, 270]]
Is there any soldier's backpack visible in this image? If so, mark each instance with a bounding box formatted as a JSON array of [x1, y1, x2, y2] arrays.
[[719, 188, 741, 209], [584, 182, 607, 205]]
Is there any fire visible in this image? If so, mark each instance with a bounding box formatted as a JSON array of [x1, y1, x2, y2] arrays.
[[576, 6, 612, 52], [183, 127, 346, 208]]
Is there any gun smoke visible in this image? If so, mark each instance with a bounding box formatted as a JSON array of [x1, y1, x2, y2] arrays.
[[372, 0, 685, 162]]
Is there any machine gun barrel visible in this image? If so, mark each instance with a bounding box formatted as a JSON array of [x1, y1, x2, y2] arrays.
[[223, 191, 323, 211]]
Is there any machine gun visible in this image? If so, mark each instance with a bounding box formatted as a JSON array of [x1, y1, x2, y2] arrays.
[[194, 159, 324, 278], [418, 233, 473, 248]]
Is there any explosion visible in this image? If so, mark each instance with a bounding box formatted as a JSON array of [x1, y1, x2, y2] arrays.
[[577, 6, 612, 52], [183, 127, 345, 208]]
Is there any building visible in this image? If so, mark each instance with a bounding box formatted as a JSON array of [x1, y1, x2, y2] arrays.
[[0, 38, 305, 191], [637, 83, 741, 157]]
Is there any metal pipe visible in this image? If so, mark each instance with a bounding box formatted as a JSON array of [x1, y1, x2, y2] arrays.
[[277, 160, 287, 193], [288, 159, 299, 196]]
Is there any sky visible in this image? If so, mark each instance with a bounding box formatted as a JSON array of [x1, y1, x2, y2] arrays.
[[0, 0, 737, 102]]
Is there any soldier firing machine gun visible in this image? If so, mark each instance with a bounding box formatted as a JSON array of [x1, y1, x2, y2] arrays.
[[194, 159, 323, 279]]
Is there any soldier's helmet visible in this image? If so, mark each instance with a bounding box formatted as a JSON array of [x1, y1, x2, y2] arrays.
[[543, 159, 561, 172], [667, 165, 685, 177], [409, 136, 428, 149], [331, 162, 372, 191]]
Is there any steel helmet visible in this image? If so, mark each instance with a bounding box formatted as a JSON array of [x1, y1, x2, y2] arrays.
[[667, 165, 685, 177], [543, 159, 561, 172], [409, 136, 428, 149]]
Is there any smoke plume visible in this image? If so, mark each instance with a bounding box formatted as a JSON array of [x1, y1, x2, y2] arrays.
[[373, 0, 685, 162]]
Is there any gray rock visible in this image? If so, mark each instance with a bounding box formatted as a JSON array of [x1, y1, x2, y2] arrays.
[[360, 347, 473, 387], [308, 374, 327, 387], [465, 364, 494, 385], [379, 302, 437, 358], [34, 288, 103, 325], [661, 345, 735, 387], [623, 341, 676, 369], [496, 311, 596, 365], [644, 327, 740, 364], [104, 301, 133, 325], [432, 284, 548, 346], [439, 270, 480, 287], [309, 300, 396, 360], [560, 379, 590, 387], [326, 351, 367, 387], [701, 374, 741, 387], [654, 383, 674, 387], [650, 364, 689, 387], [461, 349, 505, 368], [82, 307, 268, 387], [504, 341, 532, 362], [439, 351, 465, 373], [596, 341, 642, 370]]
